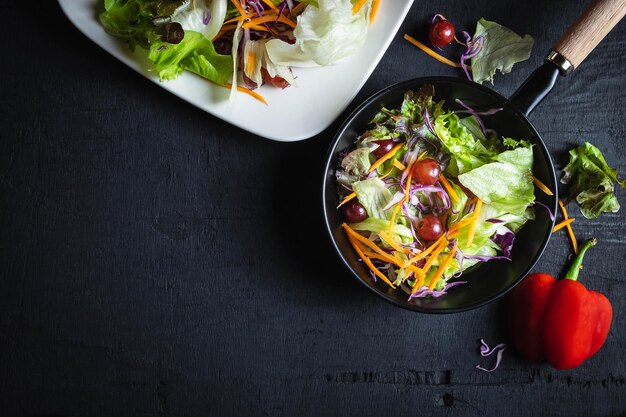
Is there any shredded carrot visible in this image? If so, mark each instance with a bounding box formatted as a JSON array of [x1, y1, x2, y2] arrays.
[[246, 51, 255, 76], [403, 233, 448, 268], [532, 175, 554, 196], [222, 83, 268, 105], [367, 142, 404, 173], [346, 233, 396, 289], [439, 175, 459, 203], [553, 218, 575, 233], [336, 192, 357, 209], [342, 223, 403, 266], [412, 238, 449, 292], [404, 34, 464, 69], [392, 159, 406, 171], [362, 250, 405, 268], [352, 0, 368, 15], [448, 215, 476, 235], [243, 14, 297, 29], [428, 241, 458, 290], [379, 231, 410, 255], [229, 0, 247, 18], [260, 0, 279, 13], [369, 0, 380, 24], [558, 199, 578, 253], [292, 2, 307, 14], [465, 199, 483, 247], [387, 201, 404, 234]]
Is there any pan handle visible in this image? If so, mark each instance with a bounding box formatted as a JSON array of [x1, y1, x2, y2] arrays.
[[548, 0, 626, 74], [511, 0, 625, 116]]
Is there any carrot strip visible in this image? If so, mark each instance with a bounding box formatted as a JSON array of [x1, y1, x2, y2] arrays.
[[246, 51, 255, 76], [439, 175, 459, 203], [378, 231, 410, 255], [428, 242, 458, 290], [243, 14, 297, 29], [362, 250, 405, 268], [352, 0, 368, 15], [346, 233, 396, 289], [367, 142, 404, 174], [260, 0, 279, 13], [466, 199, 483, 247], [229, 0, 247, 17], [369, 0, 380, 24], [411, 238, 449, 293], [336, 192, 357, 209], [292, 2, 307, 14], [553, 218, 575, 233], [392, 159, 406, 171], [404, 34, 464, 69], [558, 199, 578, 254], [222, 83, 268, 105], [342, 223, 404, 266], [532, 175, 554, 196], [402, 233, 448, 268]]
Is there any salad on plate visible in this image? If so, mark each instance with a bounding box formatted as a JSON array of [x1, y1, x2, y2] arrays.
[[99, 0, 379, 103], [336, 84, 541, 299]]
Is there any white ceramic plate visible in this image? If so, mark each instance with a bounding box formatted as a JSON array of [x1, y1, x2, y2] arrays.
[[58, 0, 414, 142]]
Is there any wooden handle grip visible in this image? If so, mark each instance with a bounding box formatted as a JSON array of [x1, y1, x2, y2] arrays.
[[552, 0, 626, 70]]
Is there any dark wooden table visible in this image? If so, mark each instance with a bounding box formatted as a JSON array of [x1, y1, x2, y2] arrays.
[[1, 1, 625, 416]]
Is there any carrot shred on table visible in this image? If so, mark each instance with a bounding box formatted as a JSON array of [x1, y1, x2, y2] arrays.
[[403, 34, 464, 69], [367, 142, 404, 173], [222, 83, 268, 105], [336, 192, 357, 209], [439, 175, 459, 203], [428, 241, 458, 290], [558, 199, 578, 254], [346, 233, 396, 288], [352, 0, 368, 15], [369, 0, 381, 24], [553, 218, 575, 233], [532, 175, 554, 196]]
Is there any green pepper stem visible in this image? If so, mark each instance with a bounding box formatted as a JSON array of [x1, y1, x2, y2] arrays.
[[563, 238, 597, 281]]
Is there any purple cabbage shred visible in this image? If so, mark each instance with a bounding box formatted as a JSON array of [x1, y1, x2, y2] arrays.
[[475, 339, 507, 372]]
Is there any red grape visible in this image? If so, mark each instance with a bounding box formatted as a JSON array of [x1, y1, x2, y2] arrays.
[[343, 199, 368, 223], [372, 140, 395, 158], [411, 158, 441, 186], [417, 215, 444, 241], [428, 19, 455, 48]]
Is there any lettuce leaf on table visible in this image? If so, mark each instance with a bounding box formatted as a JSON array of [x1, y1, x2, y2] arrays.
[[561, 142, 626, 219], [470, 18, 534, 85]]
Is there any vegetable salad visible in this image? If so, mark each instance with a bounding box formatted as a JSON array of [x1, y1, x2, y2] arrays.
[[336, 85, 538, 299], [99, 0, 378, 103]]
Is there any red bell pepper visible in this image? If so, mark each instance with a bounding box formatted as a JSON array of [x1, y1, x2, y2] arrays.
[[507, 238, 612, 370]]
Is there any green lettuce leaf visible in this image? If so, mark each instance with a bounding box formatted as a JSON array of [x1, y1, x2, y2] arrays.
[[470, 18, 534, 85], [265, 0, 371, 67], [351, 178, 393, 220], [458, 146, 535, 216], [149, 31, 232, 83], [349, 218, 413, 243], [561, 142, 626, 219]]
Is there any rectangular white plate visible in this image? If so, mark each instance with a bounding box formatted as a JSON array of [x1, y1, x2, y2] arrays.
[[58, 0, 414, 142]]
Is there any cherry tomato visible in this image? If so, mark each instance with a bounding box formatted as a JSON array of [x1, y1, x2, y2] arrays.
[[261, 68, 290, 89], [417, 215, 444, 241], [372, 140, 395, 158], [343, 199, 368, 223], [411, 158, 441, 186], [428, 18, 455, 48]]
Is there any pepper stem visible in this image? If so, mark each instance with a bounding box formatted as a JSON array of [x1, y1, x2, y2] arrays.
[[563, 238, 597, 281]]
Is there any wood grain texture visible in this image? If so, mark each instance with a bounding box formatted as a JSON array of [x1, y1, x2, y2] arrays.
[[0, 0, 625, 416], [553, 0, 626, 69]]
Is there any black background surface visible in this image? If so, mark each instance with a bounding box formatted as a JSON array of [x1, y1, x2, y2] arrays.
[[1, 1, 625, 416]]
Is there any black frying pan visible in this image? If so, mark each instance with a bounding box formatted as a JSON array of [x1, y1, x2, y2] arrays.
[[321, 0, 626, 313]]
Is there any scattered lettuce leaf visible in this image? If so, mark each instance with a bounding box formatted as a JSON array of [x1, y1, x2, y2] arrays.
[[470, 18, 534, 85], [561, 142, 626, 219]]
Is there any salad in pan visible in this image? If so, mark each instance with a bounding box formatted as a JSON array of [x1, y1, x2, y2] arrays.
[[336, 84, 541, 299], [99, 0, 378, 103]]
